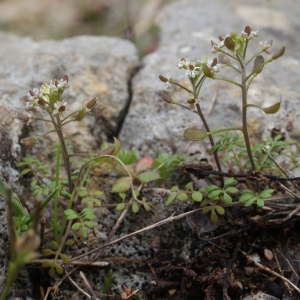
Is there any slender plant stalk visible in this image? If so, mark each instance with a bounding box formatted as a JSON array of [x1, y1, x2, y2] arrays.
[[54, 114, 73, 193], [195, 103, 223, 176], [52, 144, 61, 243], [239, 55, 256, 171]]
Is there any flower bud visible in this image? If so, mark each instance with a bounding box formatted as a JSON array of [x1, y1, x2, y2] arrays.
[[21, 137, 36, 147], [224, 36, 235, 51], [84, 97, 97, 109], [272, 45, 285, 60], [159, 75, 168, 83], [17, 112, 30, 122]]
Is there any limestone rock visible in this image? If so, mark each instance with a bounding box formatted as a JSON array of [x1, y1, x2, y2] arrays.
[[120, 0, 300, 157]]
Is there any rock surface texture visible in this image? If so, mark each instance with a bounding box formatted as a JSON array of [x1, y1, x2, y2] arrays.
[[1, 0, 300, 299]]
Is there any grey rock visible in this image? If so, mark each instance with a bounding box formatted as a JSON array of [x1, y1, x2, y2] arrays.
[[120, 0, 300, 157], [0, 32, 139, 159], [0, 32, 139, 295]]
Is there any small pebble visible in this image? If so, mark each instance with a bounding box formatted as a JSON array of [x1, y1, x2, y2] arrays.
[[244, 266, 255, 276], [168, 289, 176, 296], [264, 248, 274, 261], [248, 253, 261, 263]]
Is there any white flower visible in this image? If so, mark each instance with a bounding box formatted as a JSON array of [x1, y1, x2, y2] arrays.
[[177, 58, 190, 69], [259, 40, 273, 54], [185, 63, 201, 78], [164, 72, 172, 90], [52, 100, 68, 117], [241, 26, 259, 39]]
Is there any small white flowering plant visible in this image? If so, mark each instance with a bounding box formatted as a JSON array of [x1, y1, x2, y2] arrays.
[[159, 26, 300, 223], [0, 73, 192, 299]]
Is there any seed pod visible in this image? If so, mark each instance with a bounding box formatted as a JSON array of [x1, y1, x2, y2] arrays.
[[272, 45, 285, 60], [21, 137, 36, 147]]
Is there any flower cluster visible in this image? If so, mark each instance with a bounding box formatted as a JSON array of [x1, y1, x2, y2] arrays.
[[158, 25, 282, 113], [24, 75, 70, 113], [17, 75, 97, 147]]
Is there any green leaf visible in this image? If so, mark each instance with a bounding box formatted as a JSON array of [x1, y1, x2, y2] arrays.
[[60, 254, 71, 264], [184, 128, 207, 141], [223, 193, 232, 204], [218, 143, 226, 151], [245, 197, 256, 207], [224, 178, 238, 188], [192, 191, 203, 202], [185, 182, 194, 191], [42, 260, 53, 268], [42, 249, 55, 256], [143, 202, 151, 211], [202, 206, 213, 214], [170, 186, 179, 192], [71, 223, 82, 230], [225, 187, 238, 194], [112, 177, 131, 193], [116, 203, 126, 211], [215, 205, 225, 215], [132, 202, 139, 213], [227, 143, 234, 152], [210, 210, 219, 223], [235, 142, 244, 147], [166, 194, 176, 206], [93, 191, 103, 197], [259, 189, 274, 198], [64, 240, 74, 247], [64, 209, 78, 220], [81, 227, 88, 238], [208, 190, 222, 199], [84, 221, 95, 228], [135, 156, 154, 174], [51, 240, 59, 251], [239, 192, 255, 202], [78, 190, 89, 197], [206, 185, 219, 193], [222, 155, 234, 163], [20, 168, 32, 175], [137, 171, 160, 183], [177, 192, 188, 201], [54, 263, 63, 274], [257, 198, 264, 207]]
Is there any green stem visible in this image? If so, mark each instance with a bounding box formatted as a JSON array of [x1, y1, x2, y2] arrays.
[[171, 82, 193, 94], [239, 55, 256, 171], [213, 77, 242, 88], [246, 49, 264, 65], [228, 63, 241, 73], [195, 104, 223, 177], [52, 144, 61, 243], [61, 108, 85, 124], [206, 127, 243, 136], [243, 39, 249, 59], [246, 59, 271, 81], [218, 49, 238, 61], [232, 148, 245, 174], [246, 75, 256, 92], [52, 114, 73, 193], [195, 75, 206, 97]]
